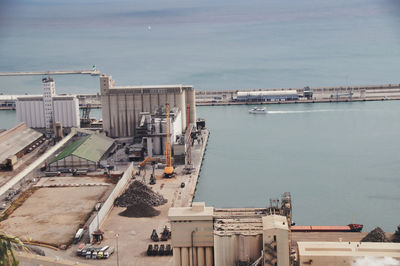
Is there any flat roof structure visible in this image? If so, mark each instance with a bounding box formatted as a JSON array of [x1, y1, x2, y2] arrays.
[[297, 241, 400, 260], [113, 84, 193, 90], [213, 208, 267, 236], [17, 95, 77, 101], [168, 202, 214, 221], [263, 214, 290, 231], [237, 90, 298, 97], [0, 95, 42, 101], [0, 123, 42, 164]]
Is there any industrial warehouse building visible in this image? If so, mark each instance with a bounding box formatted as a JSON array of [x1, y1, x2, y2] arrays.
[[169, 202, 400, 266], [236, 90, 299, 102], [135, 107, 183, 157], [0, 123, 43, 170], [168, 203, 290, 266], [16, 78, 80, 131], [16, 95, 80, 128], [48, 133, 114, 171], [100, 75, 196, 138]]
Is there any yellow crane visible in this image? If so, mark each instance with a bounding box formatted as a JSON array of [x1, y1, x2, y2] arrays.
[[164, 103, 174, 177]]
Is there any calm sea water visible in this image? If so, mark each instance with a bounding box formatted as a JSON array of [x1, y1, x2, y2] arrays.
[[0, 0, 400, 93], [195, 101, 400, 231], [0, 0, 399, 230]]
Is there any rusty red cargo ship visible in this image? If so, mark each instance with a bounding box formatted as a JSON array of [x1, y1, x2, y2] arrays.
[[291, 224, 363, 232]]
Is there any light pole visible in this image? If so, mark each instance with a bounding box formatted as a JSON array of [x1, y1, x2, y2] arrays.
[[116, 233, 119, 266]]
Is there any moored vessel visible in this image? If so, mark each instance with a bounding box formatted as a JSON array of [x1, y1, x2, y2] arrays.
[[291, 224, 363, 232]]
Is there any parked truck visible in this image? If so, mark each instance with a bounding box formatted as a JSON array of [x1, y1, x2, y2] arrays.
[[74, 228, 84, 244]]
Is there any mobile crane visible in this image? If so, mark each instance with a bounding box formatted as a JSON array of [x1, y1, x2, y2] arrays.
[[164, 103, 174, 177]]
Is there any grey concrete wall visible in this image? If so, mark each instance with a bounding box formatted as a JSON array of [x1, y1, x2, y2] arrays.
[[88, 163, 134, 241]]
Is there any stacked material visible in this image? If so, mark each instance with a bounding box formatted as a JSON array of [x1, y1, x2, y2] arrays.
[[114, 181, 167, 207], [392, 224, 400, 242], [119, 203, 160, 217], [361, 227, 388, 242]]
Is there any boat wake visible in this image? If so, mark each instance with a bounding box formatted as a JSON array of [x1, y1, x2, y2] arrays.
[[267, 109, 351, 114]]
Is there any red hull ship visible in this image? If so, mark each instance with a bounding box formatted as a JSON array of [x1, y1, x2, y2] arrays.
[[291, 224, 363, 232]]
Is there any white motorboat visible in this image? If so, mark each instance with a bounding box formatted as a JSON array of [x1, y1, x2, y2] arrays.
[[248, 107, 267, 114]]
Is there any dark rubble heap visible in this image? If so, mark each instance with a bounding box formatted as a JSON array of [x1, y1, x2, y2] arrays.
[[391, 224, 400, 242], [114, 180, 167, 207], [118, 202, 160, 217], [361, 227, 388, 242]]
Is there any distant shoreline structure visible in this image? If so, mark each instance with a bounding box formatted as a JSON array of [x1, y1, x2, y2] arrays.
[[1, 82, 400, 110]]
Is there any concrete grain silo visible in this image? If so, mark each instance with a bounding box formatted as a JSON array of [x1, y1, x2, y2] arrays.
[[100, 75, 196, 138]]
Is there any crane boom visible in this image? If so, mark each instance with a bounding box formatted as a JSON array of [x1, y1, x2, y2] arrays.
[[164, 103, 174, 177], [139, 156, 152, 168]]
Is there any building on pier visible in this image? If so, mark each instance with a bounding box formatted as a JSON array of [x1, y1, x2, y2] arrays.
[[100, 74, 196, 138], [169, 201, 400, 266], [133, 107, 182, 157], [168, 203, 290, 266], [16, 78, 80, 133], [236, 90, 299, 102]]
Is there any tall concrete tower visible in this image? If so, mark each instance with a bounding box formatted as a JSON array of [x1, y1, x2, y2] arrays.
[[262, 215, 290, 266], [42, 77, 55, 136]]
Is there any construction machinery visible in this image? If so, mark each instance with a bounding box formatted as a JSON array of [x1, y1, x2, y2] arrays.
[[160, 225, 171, 241], [151, 229, 159, 242], [164, 103, 174, 177], [138, 156, 152, 182], [139, 156, 152, 170], [126, 143, 145, 161], [149, 161, 156, 185]]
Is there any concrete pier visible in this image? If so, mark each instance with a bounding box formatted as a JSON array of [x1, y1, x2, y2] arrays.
[[0, 70, 100, 76], [196, 95, 400, 106], [196, 83, 400, 105], [188, 129, 209, 206], [2, 82, 400, 110]]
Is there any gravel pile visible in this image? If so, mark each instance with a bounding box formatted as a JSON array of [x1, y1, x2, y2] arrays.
[[119, 202, 160, 217], [361, 227, 388, 242], [114, 180, 167, 207], [392, 224, 400, 243]]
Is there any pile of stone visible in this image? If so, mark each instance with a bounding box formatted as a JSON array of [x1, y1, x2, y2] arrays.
[[114, 180, 167, 207], [391, 224, 400, 242], [119, 202, 160, 217], [361, 227, 388, 242]]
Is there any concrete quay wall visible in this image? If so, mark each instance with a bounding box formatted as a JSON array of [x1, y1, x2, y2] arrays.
[[196, 96, 400, 106], [195, 83, 400, 95], [188, 128, 209, 206]]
